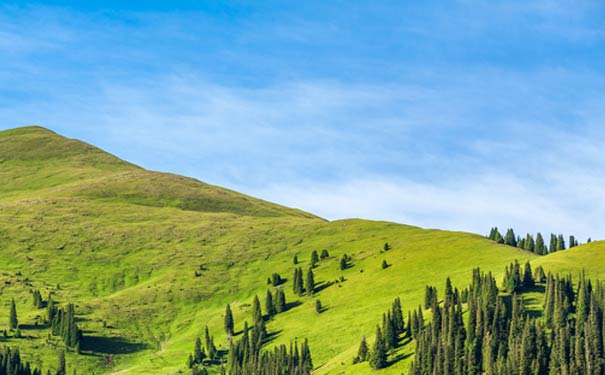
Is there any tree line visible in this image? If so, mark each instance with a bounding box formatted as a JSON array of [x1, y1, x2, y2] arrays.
[[488, 227, 587, 255], [409, 263, 605, 375]]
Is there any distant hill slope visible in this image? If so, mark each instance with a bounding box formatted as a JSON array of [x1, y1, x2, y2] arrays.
[[533, 241, 605, 279], [0, 126, 318, 218], [0, 125, 600, 375]]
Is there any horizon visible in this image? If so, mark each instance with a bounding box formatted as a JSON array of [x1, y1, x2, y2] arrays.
[[1, 1, 604, 239]]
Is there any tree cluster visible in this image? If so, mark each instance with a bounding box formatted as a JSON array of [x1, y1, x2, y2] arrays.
[[0, 347, 44, 375], [50, 304, 81, 350], [409, 265, 605, 375], [292, 268, 314, 296], [488, 227, 581, 255]]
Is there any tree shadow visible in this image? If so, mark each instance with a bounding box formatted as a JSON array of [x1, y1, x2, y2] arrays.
[[388, 351, 413, 366], [80, 335, 149, 355], [19, 324, 47, 331], [315, 281, 335, 294], [285, 300, 303, 312]]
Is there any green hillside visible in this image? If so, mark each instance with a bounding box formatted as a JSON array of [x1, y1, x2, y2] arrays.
[[0, 126, 600, 375]]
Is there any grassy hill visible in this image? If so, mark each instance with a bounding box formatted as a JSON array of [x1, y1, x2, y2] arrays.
[[0, 126, 601, 375]]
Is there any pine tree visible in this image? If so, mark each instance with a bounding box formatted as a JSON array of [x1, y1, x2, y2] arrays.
[[320, 249, 330, 259], [252, 295, 262, 324], [275, 289, 286, 313], [194, 337, 204, 364], [224, 304, 234, 336], [522, 261, 534, 289], [265, 289, 276, 318], [315, 299, 322, 313], [354, 336, 369, 363], [383, 242, 391, 251], [305, 268, 315, 296], [369, 325, 387, 369], [535, 232, 546, 255], [504, 228, 517, 247], [550, 233, 557, 253], [293, 255, 298, 265], [9, 298, 18, 330], [311, 250, 319, 267], [381, 260, 388, 269], [556, 234, 566, 251]]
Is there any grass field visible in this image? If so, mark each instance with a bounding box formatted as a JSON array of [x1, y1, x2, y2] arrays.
[[0, 126, 602, 374]]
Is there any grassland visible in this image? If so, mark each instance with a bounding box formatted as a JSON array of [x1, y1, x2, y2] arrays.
[[0, 126, 602, 374]]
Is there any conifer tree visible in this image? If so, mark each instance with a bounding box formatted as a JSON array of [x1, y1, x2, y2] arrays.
[[535, 232, 546, 255], [504, 228, 517, 247], [265, 290, 276, 318], [194, 337, 204, 364], [252, 295, 262, 325], [369, 325, 387, 369], [275, 289, 286, 313], [224, 304, 234, 336], [9, 298, 18, 330], [305, 268, 315, 296], [310, 250, 319, 267], [354, 336, 369, 363], [383, 243, 391, 251], [293, 255, 298, 265], [523, 261, 534, 289], [320, 249, 330, 259]]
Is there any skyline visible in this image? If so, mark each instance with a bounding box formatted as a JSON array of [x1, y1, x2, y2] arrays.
[[1, 1, 604, 239]]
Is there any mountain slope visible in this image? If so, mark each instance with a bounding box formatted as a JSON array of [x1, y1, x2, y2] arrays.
[[0, 125, 600, 375], [0, 126, 317, 218]]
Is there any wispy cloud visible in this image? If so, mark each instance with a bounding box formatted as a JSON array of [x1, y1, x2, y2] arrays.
[[0, 3, 604, 238]]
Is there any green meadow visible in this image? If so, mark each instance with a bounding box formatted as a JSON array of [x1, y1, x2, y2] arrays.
[[0, 126, 602, 374]]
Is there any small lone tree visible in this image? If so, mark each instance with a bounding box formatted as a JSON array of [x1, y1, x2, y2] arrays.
[[293, 255, 298, 265], [224, 304, 234, 336], [381, 260, 389, 269], [354, 336, 369, 363], [9, 298, 18, 330], [320, 249, 330, 259], [383, 243, 391, 251], [311, 250, 319, 267], [315, 300, 322, 314]]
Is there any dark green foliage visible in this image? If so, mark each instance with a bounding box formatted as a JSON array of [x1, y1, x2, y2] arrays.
[[424, 285, 438, 309], [534, 265, 546, 283], [523, 233, 535, 252], [50, 304, 81, 349], [556, 234, 566, 251], [369, 325, 387, 369], [293, 267, 304, 296], [0, 347, 44, 375], [265, 290, 276, 318], [270, 273, 283, 287], [32, 290, 43, 309], [320, 249, 329, 259], [305, 268, 315, 296], [315, 300, 322, 314], [353, 336, 369, 363], [310, 250, 319, 267], [193, 337, 205, 365], [550, 233, 557, 253], [503, 260, 523, 293], [228, 329, 312, 375], [522, 261, 534, 288], [535, 232, 546, 255], [488, 227, 504, 243], [9, 298, 18, 330], [224, 304, 234, 336], [410, 264, 605, 375], [381, 260, 388, 269], [339, 254, 351, 270], [504, 228, 517, 247], [274, 289, 286, 314], [204, 326, 217, 360], [252, 295, 262, 325], [383, 242, 391, 251], [293, 255, 298, 265]]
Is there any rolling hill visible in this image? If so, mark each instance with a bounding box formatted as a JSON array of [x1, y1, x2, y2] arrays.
[[0, 125, 602, 375]]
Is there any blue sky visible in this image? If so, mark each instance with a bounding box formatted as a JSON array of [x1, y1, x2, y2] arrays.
[[1, 1, 604, 239]]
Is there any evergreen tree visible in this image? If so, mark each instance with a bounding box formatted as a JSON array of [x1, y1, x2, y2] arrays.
[[383, 243, 391, 251], [523, 233, 535, 252], [224, 304, 234, 336], [556, 234, 566, 251], [252, 295, 262, 325], [305, 269, 315, 296], [265, 290, 276, 318], [194, 337, 204, 364], [354, 336, 369, 363], [293, 255, 298, 265], [275, 289, 286, 313], [310, 250, 319, 267], [320, 249, 330, 259], [381, 260, 388, 269], [504, 228, 517, 247], [340, 256, 348, 270], [9, 298, 18, 330], [315, 300, 322, 313], [535, 232, 546, 255], [523, 261, 534, 289], [369, 325, 387, 369], [550, 233, 557, 253]]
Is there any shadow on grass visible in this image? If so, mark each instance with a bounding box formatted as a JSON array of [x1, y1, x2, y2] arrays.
[[285, 300, 303, 312], [80, 335, 149, 355], [314, 281, 335, 294], [19, 324, 47, 331]]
